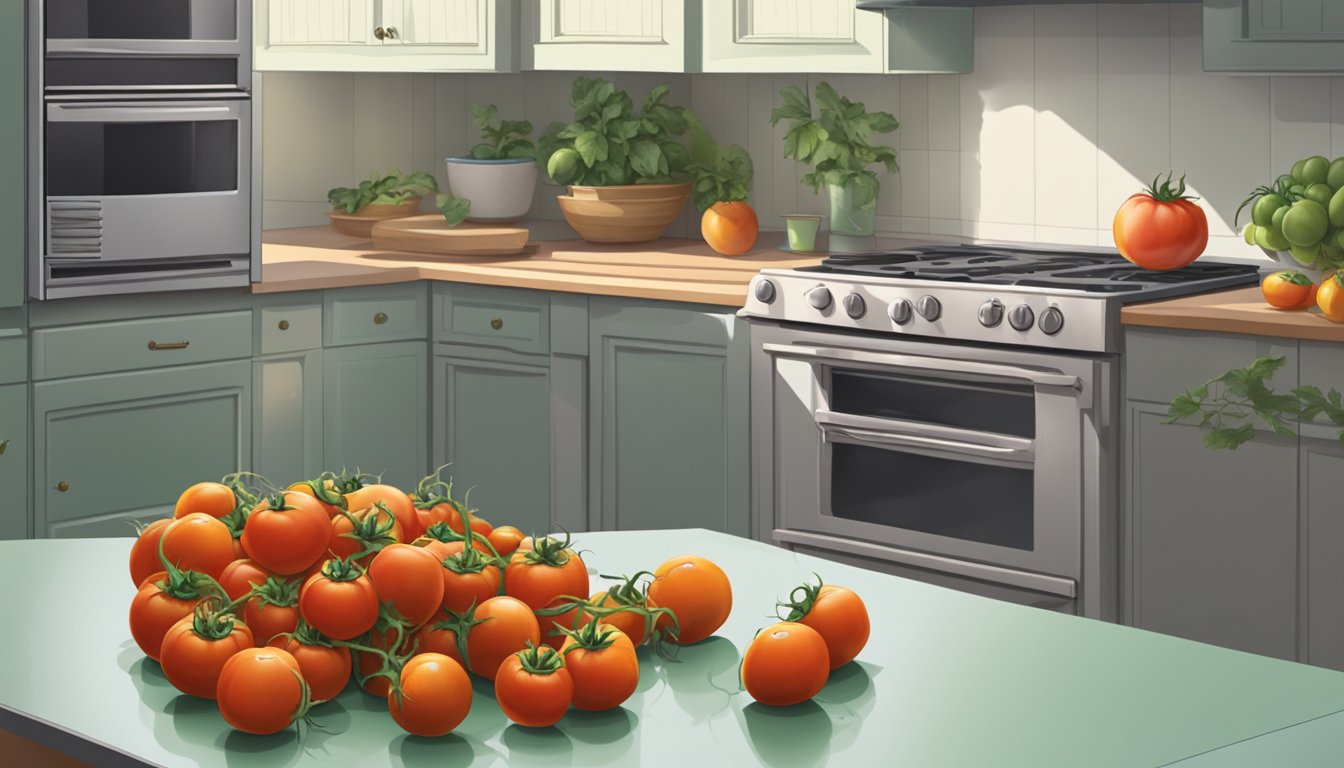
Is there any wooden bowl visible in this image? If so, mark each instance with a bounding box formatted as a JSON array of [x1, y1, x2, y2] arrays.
[[351, 198, 423, 218], [566, 182, 692, 202], [325, 199, 424, 238], [556, 194, 690, 243]]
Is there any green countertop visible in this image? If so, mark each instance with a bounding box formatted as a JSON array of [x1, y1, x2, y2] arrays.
[[3, 529, 1344, 767]]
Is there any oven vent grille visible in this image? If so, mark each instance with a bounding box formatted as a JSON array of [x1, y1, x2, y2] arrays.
[[47, 200, 103, 257]]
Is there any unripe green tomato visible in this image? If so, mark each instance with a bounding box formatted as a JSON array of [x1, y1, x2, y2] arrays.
[[1243, 222, 1257, 245], [1306, 183, 1335, 208], [1301, 155, 1331, 186], [1290, 243, 1321, 265], [1329, 186, 1344, 227], [1328, 157, 1344, 190], [1292, 159, 1309, 184], [1252, 193, 1289, 227], [1256, 225, 1291, 252], [1272, 205, 1289, 231], [1282, 199, 1330, 247]]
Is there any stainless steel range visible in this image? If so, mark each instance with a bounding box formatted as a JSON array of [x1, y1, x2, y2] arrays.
[[743, 242, 1261, 619]]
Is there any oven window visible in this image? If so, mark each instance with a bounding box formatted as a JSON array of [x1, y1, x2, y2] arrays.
[[46, 0, 237, 40], [47, 121, 238, 196], [45, 59, 240, 89], [830, 369, 1035, 438], [830, 443, 1035, 550]]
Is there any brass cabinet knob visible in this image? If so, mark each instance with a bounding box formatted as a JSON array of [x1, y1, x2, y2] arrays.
[[386, 26, 398, 39], [56, 481, 69, 492], [0, 439, 7, 455], [374, 26, 388, 40], [374, 312, 389, 325], [278, 320, 290, 331], [490, 317, 503, 330]]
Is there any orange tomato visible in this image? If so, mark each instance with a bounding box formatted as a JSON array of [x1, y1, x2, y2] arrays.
[[269, 633, 352, 702], [244, 598, 300, 647], [288, 478, 347, 518], [345, 484, 422, 542], [160, 513, 236, 579], [1318, 272, 1344, 323], [218, 559, 272, 602], [242, 492, 332, 575], [647, 555, 732, 645], [367, 544, 445, 627], [298, 562, 380, 641], [1261, 271, 1316, 309], [128, 579, 200, 661], [173, 482, 237, 519], [487, 526, 526, 558], [411, 610, 466, 665], [741, 622, 829, 707], [330, 504, 405, 565], [437, 549, 502, 615], [159, 612, 255, 699], [701, 201, 759, 256], [462, 596, 541, 680], [1113, 173, 1208, 271], [128, 518, 172, 587], [587, 589, 657, 647], [504, 538, 589, 644], [559, 624, 639, 711], [217, 648, 308, 735], [791, 583, 869, 669], [388, 653, 474, 737], [495, 645, 574, 727]]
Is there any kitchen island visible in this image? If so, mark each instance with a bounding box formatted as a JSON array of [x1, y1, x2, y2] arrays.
[[3, 529, 1344, 767]]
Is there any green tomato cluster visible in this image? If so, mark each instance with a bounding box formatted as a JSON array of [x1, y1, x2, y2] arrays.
[[1239, 155, 1344, 269]]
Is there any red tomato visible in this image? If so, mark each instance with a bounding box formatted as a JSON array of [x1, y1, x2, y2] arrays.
[[487, 526, 526, 558], [241, 492, 332, 576], [128, 518, 172, 587], [1113, 173, 1208, 271], [367, 544, 446, 627], [741, 622, 829, 707], [128, 579, 199, 661], [701, 201, 759, 256], [785, 580, 870, 669], [437, 548, 502, 614], [173, 482, 237, 520], [560, 623, 639, 711], [269, 633, 351, 702], [345, 484, 422, 542], [244, 600, 300, 647], [503, 537, 588, 642], [288, 478, 348, 519], [411, 610, 465, 665], [217, 648, 308, 735], [299, 562, 380, 641], [218, 559, 272, 602], [160, 513, 236, 579], [159, 612, 255, 699], [647, 555, 732, 645], [462, 596, 540, 680], [495, 645, 573, 727], [388, 653, 473, 737]]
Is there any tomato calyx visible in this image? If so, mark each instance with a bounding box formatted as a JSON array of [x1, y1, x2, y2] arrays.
[[517, 531, 576, 568], [220, 471, 275, 511], [219, 505, 248, 544], [295, 472, 350, 510], [514, 641, 565, 676], [188, 597, 242, 641], [442, 546, 492, 575], [251, 575, 301, 609], [1273, 271, 1315, 287], [277, 618, 336, 648], [319, 556, 366, 583], [1143, 171, 1199, 204], [260, 492, 297, 514], [776, 572, 826, 622], [153, 527, 230, 602], [410, 467, 463, 512], [556, 619, 621, 653], [341, 501, 401, 560]]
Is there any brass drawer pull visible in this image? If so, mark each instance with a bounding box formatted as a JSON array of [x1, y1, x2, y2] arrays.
[[0, 439, 7, 455], [56, 481, 69, 492], [490, 317, 504, 330], [374, 312, 389, 325], [148, 340, 190, 351], [278, 320, 290, 331], [375, 26, 398, 40]]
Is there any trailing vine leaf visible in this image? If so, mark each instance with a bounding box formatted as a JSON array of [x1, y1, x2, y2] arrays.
[[436, 194, 471, 227]]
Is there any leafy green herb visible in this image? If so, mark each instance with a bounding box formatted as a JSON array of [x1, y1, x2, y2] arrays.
[[468, 104, 536, 161], [435, 194, 471, 227], [1164, 355, 1344, 449], [327, 170, 439, 214], [687, 114, 753, 213], [770, 82, 898, 209], [538, 78, 696, 187]]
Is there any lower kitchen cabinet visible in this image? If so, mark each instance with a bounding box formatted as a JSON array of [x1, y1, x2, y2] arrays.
[[253, 349, 324, 487], [432, 348, 552, 538], [323, 341, 428, 490], [0, 384, 27, 540], [31, 361, 252, 538], [587, 298, 750, 536], [1301, 341, 1344, 670]]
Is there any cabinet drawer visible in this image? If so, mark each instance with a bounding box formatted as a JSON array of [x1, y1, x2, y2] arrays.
[[434, 284, 550, 355], [1123, 328, 1297, 404], [325, 284, 427, 347], [258, 304, 321, 354], [32, 311, 253, 381], [0, 329, 25, 385]]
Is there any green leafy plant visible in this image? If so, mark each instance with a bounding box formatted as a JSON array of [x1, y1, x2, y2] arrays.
[[538, 77, 694, 187], [687, 116, 753, 213], [327, 170, 439, 214], [435, 194, 471, 227], [468, 104, 535, 160], [769, 82, 898, 209], [1164, 355, 1344, 449]]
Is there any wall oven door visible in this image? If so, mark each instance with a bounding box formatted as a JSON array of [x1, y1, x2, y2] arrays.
[[41, 97, 251, 294], [751, 321, 1116, 616]]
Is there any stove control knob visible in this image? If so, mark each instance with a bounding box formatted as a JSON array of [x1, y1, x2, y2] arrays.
[[1008, 304, 1035, 331], [916, 295, 942, 322], [806, 286, 833, 311], [842, 293, 867, 319], [1039, 306, 1065, 335], [753, 279, 777, 304], [977, 299, 1004, 328], [888, 298, 913, 325]]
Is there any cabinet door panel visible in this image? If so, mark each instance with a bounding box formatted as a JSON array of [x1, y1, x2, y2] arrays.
[[33, 362, 251, 538], [1205, 0, 1344, 72], [265, 0, 371, 45], [1126, 401, 1299, 661], [703, 0, 883, 73], [529, 0, 694, 72], [433, 352, 552, 538], [1301, 341, 1344, 670], [0, 384, 28, 539], [254, 351, 323, 487], [323, 342, 427, 490], [0, 0, 22, 309]]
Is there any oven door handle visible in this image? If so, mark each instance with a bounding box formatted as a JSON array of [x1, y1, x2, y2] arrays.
[[47, 103, 241, 123], [815, 410, 1036, 469], [761, 342, 1082, 389]]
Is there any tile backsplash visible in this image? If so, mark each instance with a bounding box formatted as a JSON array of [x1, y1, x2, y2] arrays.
[[262, 3, 1344, 263]]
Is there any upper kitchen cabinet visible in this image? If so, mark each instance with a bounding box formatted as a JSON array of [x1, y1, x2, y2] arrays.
[[0, 1, 23, 309], [522, 0, 700, 72], [701, 1, 970, 74], [255, 0, 519, 72], [1204, 0, 1344, 73]]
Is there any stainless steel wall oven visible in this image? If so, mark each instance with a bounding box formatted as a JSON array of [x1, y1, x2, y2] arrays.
[[29, 0, 256, 299]]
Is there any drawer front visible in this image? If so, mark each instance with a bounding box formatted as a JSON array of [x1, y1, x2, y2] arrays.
[[0, 331, 25, 385], [259, 304, 322, 355], [0, 383, 27, 539], [435, 284, 550, 355], [32, 311, 253, 380], [1123, 328, 1298, 404], [326, 284, 427, 347]]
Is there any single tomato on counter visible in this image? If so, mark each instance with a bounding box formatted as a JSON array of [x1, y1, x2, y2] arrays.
[[1113, 172, 1208, 271], [1318, 272, 1344, 323], [1261, 271, 1317, 309]]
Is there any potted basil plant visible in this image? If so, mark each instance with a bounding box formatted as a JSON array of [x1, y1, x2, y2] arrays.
[[444, 104, 537, 222], [771, 82, 898, 237]]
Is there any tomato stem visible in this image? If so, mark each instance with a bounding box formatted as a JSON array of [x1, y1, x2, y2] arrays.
[[514, 641, 566, 675]]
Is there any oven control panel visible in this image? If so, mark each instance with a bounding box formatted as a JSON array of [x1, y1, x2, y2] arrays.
[[743, 271, 1114, 353]]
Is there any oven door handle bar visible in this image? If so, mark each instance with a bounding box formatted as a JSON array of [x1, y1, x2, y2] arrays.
[[815, 410, 1035, 470], [773, 529, 1078, 599], [47, 104, 241, 123], [761, 343, 1082, 389]]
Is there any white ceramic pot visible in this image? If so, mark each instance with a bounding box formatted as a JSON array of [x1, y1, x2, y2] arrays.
[[444, 157, 539, 222]]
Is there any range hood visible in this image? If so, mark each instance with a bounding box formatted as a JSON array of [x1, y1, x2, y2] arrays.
[[858, 0, 1196, 7]]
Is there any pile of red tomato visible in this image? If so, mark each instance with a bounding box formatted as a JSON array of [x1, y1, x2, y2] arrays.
[[126, 469, 869, 738]]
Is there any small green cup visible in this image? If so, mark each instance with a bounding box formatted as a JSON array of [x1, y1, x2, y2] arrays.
[[783, 214, 822, 252]]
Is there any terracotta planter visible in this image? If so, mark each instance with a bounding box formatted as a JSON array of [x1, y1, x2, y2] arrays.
[[557, 182, 691, 243]]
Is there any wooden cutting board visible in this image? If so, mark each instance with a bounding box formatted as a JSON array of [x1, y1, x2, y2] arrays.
[[371, 215, 530, 257]]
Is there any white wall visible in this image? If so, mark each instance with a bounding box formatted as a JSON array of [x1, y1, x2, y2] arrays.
[[263, 3, 1344, 263]]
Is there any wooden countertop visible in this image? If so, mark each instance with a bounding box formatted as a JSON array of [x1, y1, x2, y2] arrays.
[[1122, 286, 1344, 343], [257, 225, 825, 306]]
